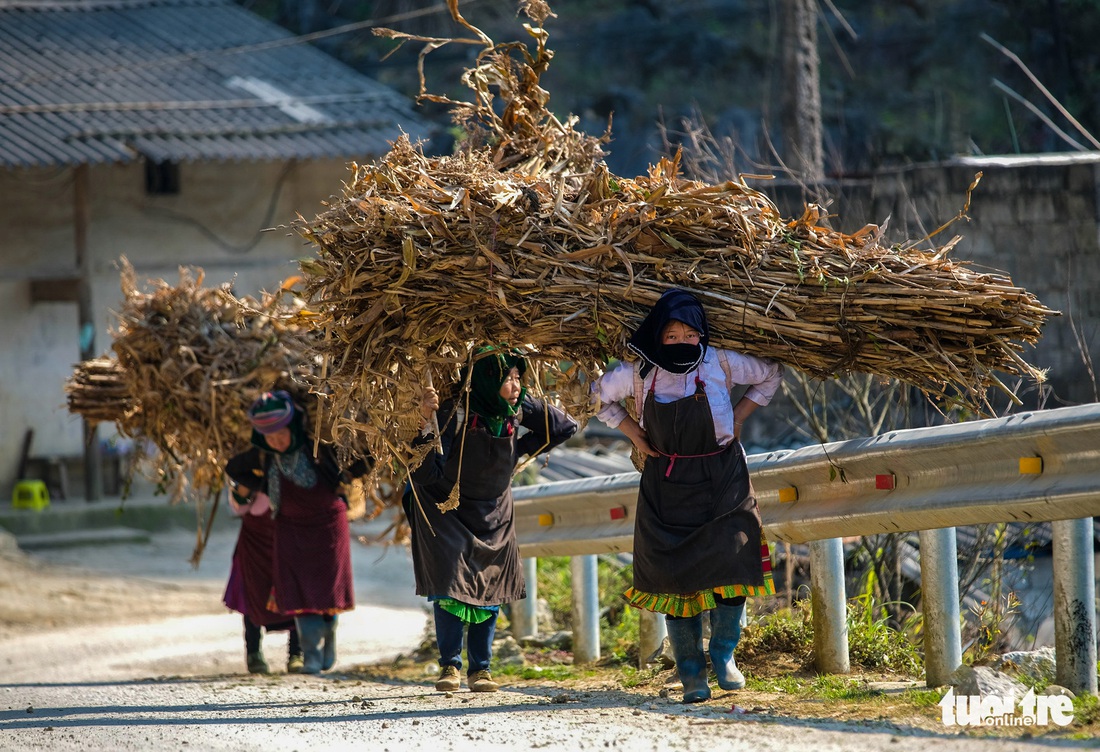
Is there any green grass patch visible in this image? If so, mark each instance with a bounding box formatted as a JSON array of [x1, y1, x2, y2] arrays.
[[747, 673, 806, 694], [808, 675, 882, 701], [495, 663, 592, 681], [746, 674, 882, 702], [739, 605, 815, 664], [904, 687, 947, 709], [1072, 693, 1100, 726], [618, 665, 662, 689]]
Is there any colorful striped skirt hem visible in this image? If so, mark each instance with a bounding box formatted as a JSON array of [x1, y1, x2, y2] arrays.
[[623, 539, 775, 617]]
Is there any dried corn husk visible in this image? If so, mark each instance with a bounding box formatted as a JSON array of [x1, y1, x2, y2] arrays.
[[65, 357, 132, 423], [294, 2, 1056, 478]]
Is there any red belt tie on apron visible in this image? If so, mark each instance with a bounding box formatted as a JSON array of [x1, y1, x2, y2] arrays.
[[647, 374, 727, 477]]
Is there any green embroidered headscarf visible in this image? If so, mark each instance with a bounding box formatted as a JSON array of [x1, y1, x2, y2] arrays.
[[464, 346, 527, 437]]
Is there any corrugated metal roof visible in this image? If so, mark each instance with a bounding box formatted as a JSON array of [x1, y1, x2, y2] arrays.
[[531, 445, 636, 484], [0, 0, 434, 167]]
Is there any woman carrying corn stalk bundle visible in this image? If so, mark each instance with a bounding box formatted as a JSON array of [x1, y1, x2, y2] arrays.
[[405, 346, 578, 693], [222, 489, 303, 674], [225, 390, 370, 674], [591, 289, 784, 703]]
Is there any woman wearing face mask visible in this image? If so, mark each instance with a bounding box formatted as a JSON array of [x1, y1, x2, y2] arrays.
[[591, 289, 784, 703], [406, 347, 578, 694]]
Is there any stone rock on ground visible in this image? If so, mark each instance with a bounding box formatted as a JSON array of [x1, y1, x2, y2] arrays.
[[949, 664, 1029, 698], [990, 646, 1057, 685]]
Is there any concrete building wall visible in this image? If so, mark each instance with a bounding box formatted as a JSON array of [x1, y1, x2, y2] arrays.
[[0, 158, 354, 494]]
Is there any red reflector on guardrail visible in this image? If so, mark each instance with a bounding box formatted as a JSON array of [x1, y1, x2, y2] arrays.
[[609, 506, 627, 520], [875, 474, 895, 490]]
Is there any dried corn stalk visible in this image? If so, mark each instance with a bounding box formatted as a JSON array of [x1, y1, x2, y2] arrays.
[[103, 257, 326, 506], [67, 260, 395, 526], [295, 1, 1056, 480], [62, 260, 339, 561], [65, 357, 132, 424]]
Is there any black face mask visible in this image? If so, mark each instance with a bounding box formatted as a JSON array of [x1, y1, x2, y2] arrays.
[[656, 343, 703, 374]]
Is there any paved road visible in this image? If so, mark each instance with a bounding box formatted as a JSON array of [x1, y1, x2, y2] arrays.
[[4, 514, 427, 680], [1, 519, 1095, 751]]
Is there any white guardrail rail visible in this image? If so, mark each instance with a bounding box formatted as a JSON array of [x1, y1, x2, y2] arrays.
[[514, 402, 1100, 556]]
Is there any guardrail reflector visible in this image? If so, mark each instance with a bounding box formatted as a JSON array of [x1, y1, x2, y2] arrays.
[[875, 474, 896, 490], [609, 506, 627, 520], [1019, 457, 1043, 474], [538, 513, 554, 526], [778, 486, 798, 503]]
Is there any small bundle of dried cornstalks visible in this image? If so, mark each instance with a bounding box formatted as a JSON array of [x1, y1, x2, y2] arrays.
[[294, 1, 1056, 477], [65, 356, 132, 423]]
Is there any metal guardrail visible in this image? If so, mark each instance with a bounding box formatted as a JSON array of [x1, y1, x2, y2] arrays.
[[514, 402, 1100, 553], [513, 402, 1100, 692], [755, 402, 1100, 544], [514, 472, 637, 558]]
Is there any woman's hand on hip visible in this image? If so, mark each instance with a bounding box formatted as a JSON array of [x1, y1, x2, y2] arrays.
[[619, 416, 659, 458]]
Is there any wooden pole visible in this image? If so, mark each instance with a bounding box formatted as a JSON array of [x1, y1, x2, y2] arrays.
[[424, 369, 443, 453], [74, 164, 102, 501]]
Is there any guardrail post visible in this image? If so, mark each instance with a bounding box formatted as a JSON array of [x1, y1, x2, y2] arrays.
[[571, 555, 600, 663], [1051, 517, 1098, 696], [638, 609, 666, 668], [512, 557, 539, 639], [810, 537, 850, 673], [919, 527, 962, 687]]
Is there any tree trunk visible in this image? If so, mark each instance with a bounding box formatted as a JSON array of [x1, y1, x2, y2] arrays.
[[778, 0, 825, 183]]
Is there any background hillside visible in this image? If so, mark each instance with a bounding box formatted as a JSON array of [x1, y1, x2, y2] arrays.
[[237, 0, 1100, 177]]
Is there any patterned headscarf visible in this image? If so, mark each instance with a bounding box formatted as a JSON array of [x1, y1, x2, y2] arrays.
[[248, 390, 306, 454], [248, 390, 295, 434], [248, 390, 313, 515]]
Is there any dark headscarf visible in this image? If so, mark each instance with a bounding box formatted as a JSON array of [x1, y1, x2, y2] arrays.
[[463, 346, 528, 437], [626, 289, 710, 377]]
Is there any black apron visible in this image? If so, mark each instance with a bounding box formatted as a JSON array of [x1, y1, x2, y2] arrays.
[[631, 374, 765, 594], [406, 421, 525, 607]]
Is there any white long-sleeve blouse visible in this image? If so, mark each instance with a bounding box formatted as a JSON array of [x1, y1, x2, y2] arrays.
[[592, 347, 784, 448]]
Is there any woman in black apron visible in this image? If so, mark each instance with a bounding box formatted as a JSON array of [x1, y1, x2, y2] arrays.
[[592, 290, 784, 702], [407, 347, 578, 693]]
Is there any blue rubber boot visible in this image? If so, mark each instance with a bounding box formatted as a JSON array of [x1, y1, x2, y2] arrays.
[[665, 614, 711, 703], [294, 615, 326, 674], [708, 602, 746, 690], [322, 615, 338, 671]]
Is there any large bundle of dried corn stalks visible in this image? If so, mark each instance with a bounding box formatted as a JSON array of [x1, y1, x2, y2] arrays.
[[295, 1, 1056, 476], [66, 261, 394, 537], [67, 259, 403, 557], [101, 258, 324, 507]]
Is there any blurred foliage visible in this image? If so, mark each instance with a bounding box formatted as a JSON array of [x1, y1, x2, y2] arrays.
[[536, 555, 638, 664]]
